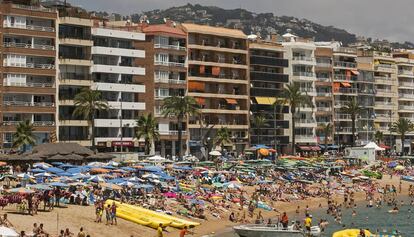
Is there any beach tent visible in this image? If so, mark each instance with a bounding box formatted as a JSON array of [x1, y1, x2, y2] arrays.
[[364, 142, 385, 151], [0, 226, 18, 237]]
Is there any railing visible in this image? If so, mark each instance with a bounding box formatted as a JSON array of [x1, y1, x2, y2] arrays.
[[154, 78, 186, 84], [296, 135, 315, 140], [376, 90, 396, 96], [399, 105, 414, 110], [399, 81, 414, 87], [154, 44, 186, 51], [358, 89, 375, 95], [337, 127, 353, 133], [316, 107, 332, 111], [3, 81, 54, 88], [333, 75, 357, 81], [316, 62, 332, 67], [190, 72, 245, 80], [297, 119, 316, 123], [375, 64, 394, 69], [335, 88, 358, 94], [375, 102, 395, 106], [375, 76, 394, 84], [3, 42, 55, 50], [316, 77, 330, 81], [292, 56, 314, 62], [12, 4, 55, 13], [335, 114, 352, 120], [334, 101, 348, 107], [334, 47, 357, 54], [4, 23, 55, 32], [398, 70, 414, 76], [3, 101, 54, 107], [292, 71, 315, 77], [399, 94, 414, 99], [333, 61, 357, 68], [1, 121, 55, 127], [154, 61, 185, 67], [5, 63, 55, 69], [159, 131, 187, 135]]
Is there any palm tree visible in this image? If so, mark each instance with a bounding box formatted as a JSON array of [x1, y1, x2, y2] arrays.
[[215, 127, 232, 152], [279, 83, 313, 155], [135, 113, 160, 155], [374, 131, 384, 144], [318, 123, 332, 152], [340, 98, 362, 147], [162, 96, 199, 158], [73, 88, 109, 151], [390, 118, 414, 155], [13, 120, 36, 152], [252, 114, 267, 145]]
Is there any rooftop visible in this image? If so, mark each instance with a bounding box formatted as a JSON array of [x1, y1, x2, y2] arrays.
[[182, 23, 246, 39], [142, 24, 186, 37]]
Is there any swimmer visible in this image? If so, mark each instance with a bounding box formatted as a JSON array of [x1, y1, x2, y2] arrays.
[[352, 210, 357, 216]]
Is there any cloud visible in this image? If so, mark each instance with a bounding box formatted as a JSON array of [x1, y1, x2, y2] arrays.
[[68, 0, 414, 42]]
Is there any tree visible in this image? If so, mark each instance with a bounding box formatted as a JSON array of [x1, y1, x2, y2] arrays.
[[279, 83, 313, 155], [374, 131, 384, 144], [252, 114, 267, 145], [162, 96, 199, 158], [390, 118, 414, 155], [13, 120, 36, 152], [340, 98, 362, 147], [135, 113, 159, 155], [73, 88, 109, 151], [214, 127, 232, 152], [318, 123, 332, 152]]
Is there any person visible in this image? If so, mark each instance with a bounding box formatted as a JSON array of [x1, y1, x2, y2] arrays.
[[19, 231, 26, 237], [111, 202, 117, 225], [157, 223, 164, 237], [359, 229, 366, 237], [64, 228, 73, 237], [2, 214, 13, 227], [304, 214, 312, 237], [32, 223, 39, 236], [105, 204, 112, 225], [59, 230, 65, 237], [229, 212, 236, 222], [179, 226, 193, 237], [77, 227, 86, 237], [281, 212, 289, 229]]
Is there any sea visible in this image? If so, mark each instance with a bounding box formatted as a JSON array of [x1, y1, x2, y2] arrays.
[[215, 197, 414, 237]]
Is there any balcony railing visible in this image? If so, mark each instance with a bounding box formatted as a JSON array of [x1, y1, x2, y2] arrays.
[[4, 63, 55, 69], [1, 121, 54, 127], [297, 119, 316, 123], [399, 94, 414, 99], [3, 42, 55, 50], [3, 101, 54, 107], [154, 61, 185, 67], [316, 76, 330, 81], [159, 131, 187, 135], [375, 102, 395, 107], [316, 92, 332, 97], [3, 81, 54, 88], [333, 75, 357, 81], [292, 56, 314, 62], [316, 107, 332, 111], [399, 105, 414, 110], [333, 61, 357, 68], [154, 44, 186, 51], [375, 64, 394, 69], [376, 90, 396, 96], [398, 70, 414, 76], [316, 62, 332, 67], [337, 127, 353, 133], [335, 88, 358, 94], [296, 135, 315, 140], [4, 23, 55, 32], [334, 47, 357, 54], [12, 4, 55, 12], [335, 114, 352, 120], [292, 72, 315, 77], [399, 81, 414, 87], [154, 78, 186, 84]]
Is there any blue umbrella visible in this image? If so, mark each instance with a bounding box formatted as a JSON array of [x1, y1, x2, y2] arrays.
[[46, 167, 65, 174], [67, 167, 89, 174], [388, 162, 397, 168], [28, 184, 52, 191], [58, 172, 73, 177], [121, 167, 135, 172], [107, 178, 126, 184], [30, 168, 45, 173], [49, 182, 69, 188], [71, 173, 90, 180], [102, 165, 116, 170], [59, 164, 77, 169], [140, 166, 163, 172], [51, 162, 64, 166], [173, 166, 193, 171]]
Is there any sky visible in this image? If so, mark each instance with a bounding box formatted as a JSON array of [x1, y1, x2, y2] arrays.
[[69, 0, 414, 42]]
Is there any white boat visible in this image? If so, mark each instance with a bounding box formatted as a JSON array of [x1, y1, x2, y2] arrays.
[[233, 224, 321, 237]]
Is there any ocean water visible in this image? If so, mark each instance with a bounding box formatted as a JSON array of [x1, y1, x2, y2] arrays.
[[216, 197, 414, 237]]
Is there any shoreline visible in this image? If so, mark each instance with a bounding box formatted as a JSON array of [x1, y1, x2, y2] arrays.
[[165, 175, 410, 237]]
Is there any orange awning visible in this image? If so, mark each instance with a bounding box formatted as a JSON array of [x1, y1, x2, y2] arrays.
[[225, 98, 238, 104], [212, 66, 221, 76], [333, 82, 341, 92], [341, 82, 351, 87], [188, 82, 205, 91], [199, 65, 205, 74], [196, 97, 206, 105], [351, 70, 359, 75]]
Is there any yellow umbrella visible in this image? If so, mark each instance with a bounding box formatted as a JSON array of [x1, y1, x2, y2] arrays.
[[395, 165, 405, 171], [259, 148, 269, 156]]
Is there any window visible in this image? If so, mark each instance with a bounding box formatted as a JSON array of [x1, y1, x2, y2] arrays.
[[155, 36, 169, 46], [155, 53, 169, 63], [155, 88, 169, 98], [5, 54, 26, 67], [155, 71, 169, 80]]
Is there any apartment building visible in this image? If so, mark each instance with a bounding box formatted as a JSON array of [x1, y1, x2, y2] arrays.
[[282, 34, 318, 150], [139, 23, 187, 157], [55, 8, 94, 147], [332, 47, 359, 145], [91, 21, 146, 152], [0, 1, 57, 150], [182, 23, 250, 155], [394, 51, 414, 153], [249, 39, 290, 153], [314, 44, 334, 146]]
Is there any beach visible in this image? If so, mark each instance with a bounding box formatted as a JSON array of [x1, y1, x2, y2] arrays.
[[1, 175, 408, 237]]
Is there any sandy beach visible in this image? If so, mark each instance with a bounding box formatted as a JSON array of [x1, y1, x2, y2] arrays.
[[1, 175, 407, 237]]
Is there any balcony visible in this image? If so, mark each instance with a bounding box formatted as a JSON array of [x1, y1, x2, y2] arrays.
[[4, 62, 55, 70], [375, 64, 395, 72], [3, 23, 55, 32], [333, 61, 357, 68], [316, 62, 332, 68], [292, 72, 315, 80], [316, 107, 332, 112], [93, 82, 145, 93], [92, 28, 145, 41], [376, 90, 396, 97], [11, 4, 55, 13], [188, 59, 248, 70], [316, 76, 330, 82], [374, 102, 395, 108], [59, 17, 93, 27], [316, 92, 332, 97], [3, 42, 55, 50], [295, 135, 317, 143], [107, 101, 145, 110], [334, 88, 358, 94], [334, 47, 357, 54], [398, 70, 414, 76], [91, 64, 145, 75], [375, 76, 395, 84], [3, 101, 54, 107], [333, 74, 357, 82], [2, 121, 55, 126], [94, 119, 136, 128], [3, 81, 54, 88], [154, 44, 186, 51], [399, 105, 414, 111], [159, 131, 188, 136], [296, 119, 316, 127], [250, 55, 288, 67], [399, 81, 414, 88], [154, 78, 186, 84], [337, 127, 353, 133], [399, 94, 414, 99], [154, 61, 185, 67], [92, 46, 145, 58], [292, 56, 314, 62], [335, 114, 352, 120], [250, 71, 288, 83]]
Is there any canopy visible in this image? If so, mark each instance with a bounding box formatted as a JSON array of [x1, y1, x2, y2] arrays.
[[259, 148, 269, 156], [364, 142, 385, 151], [0, 226, 19, 237], [148, 155, 166, 162], [209, 150, 222, 156], [379, 144, 391, 149]]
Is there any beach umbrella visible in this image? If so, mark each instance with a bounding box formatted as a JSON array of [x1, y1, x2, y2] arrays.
[[142, 173, 159, 179], [68, 182, 86, 186], [28, 184, 52, 191], [107, 161, 119, 167], [88, 162, 105, 167], [67, 167, 89, 174], [209, 150, 221, 156], [395, 165, 405, 171], [0, 226, 19, 237], [34, 172, 52, 177], [7, 187, 35, 194], [49, 182, 69, 188], [101, 182, 122, 190], [88, 175, 106, 183], [225, 182, 242, 189], [51, 162, 64, 166], [29, 168, 45, 173], [46, 167, 65, 174], [119, 181, 136, 187], [140, 166, 163, 173], [121, 167, 136, 172], [148, 155, 166, 162], [17, 173, 34, 180], [128, 177, 144, 182], [55, 177, 73, 183], [71, 173, 89, 180], [33, 162, 51, 169], [59, 164, 77, 169], [388, 162, 397, 168]]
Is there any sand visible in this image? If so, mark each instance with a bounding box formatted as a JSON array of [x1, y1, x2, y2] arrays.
[[1, 175, 408, 237]]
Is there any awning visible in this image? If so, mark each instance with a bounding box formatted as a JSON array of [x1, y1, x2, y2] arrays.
[[195, 97, 206, 105], [225, 98, 238, 104], [310, 146, 321, 151], [268, 97, 276, 105], [351, 70, 359, 75], [255, 97, 272, 105], [341, 82, 351, 87], [379, 144, 391, 149], [188, 82, 205, 91], [259, 148, 269, 156], [298, 146, 311, 151]]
